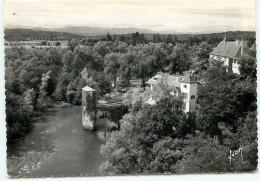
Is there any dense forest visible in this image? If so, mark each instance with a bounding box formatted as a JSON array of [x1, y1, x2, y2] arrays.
[[5, 31, 257, 173]]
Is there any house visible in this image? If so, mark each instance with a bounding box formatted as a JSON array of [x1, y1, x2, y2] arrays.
[[209, 36, 249, 74], [146, 72, 199, 113]]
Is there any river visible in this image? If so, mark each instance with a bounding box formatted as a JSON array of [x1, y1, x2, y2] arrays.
[[7, 104, 107, 177]]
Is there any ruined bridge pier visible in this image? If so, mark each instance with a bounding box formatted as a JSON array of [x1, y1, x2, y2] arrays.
[[82, 86, 128, 131], [82, 86, 97, 130]]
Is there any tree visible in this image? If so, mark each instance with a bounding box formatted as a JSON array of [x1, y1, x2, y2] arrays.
[[173, 35, 178, 44], [174, 133, 229, 173], [131, 44, 167, 90], [6, 92, 34, 141], [191, 42, 213, 74], [129, 32, 147, 45], [41, 41, 47, 45], [37, 71, 52, 108], [39, 71, 51, 98], [123, 87, 150, 113], [175, 111, 257, 173], [132, 52, 150, 90], [117, 53, 134, 88], [55, 41, 61, 46], [104, 53, 120, 88], [196, 66, 256, 138], [85, 69, 112, 96], [71, 46, 88, 77], [81, 68, 100, 92], [119, 35, 126, 42], [93, 41, 111, 57], [107, 32, 112, 41], [167, 43, 191, 74], [100, 97, 186, 174], [68, 39, 79, 52], [238, 52, 256, 79], [54, 71, 73, 101], [5, 46, 64, 141], [23, 88, 36, 112], [153, 34, 161, 43], [140, 34, 147, 44], [150, 43, 168, 72], [165, 34, 173, 44]]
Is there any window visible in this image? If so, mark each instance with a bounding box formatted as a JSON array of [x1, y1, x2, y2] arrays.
[[191, 95, 195, 99], [183, 85, 187, 88], [182, 102, 186, 110]]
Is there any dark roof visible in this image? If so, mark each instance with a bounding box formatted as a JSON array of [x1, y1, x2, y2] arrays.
[[210, 40, 249, 59]]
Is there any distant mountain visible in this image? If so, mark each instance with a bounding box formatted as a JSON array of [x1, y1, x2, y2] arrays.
[[33, 26, 155, 36], [4, 28, 85, 40]]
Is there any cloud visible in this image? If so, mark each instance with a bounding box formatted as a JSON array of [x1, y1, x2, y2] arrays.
[[178, 8, 255, 18]]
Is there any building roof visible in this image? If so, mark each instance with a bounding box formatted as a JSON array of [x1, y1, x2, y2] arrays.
[[146, 73, 181, 88], [146, 72, 197, 88], [166, 75, 182, 88], [82, 86, 96, 92], [180, 73, 197, 84], [210, 39, 249, 59], [146, 74, 162, 85]]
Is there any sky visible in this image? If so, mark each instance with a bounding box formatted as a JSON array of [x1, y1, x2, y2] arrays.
[[4, 0, 256, 33]]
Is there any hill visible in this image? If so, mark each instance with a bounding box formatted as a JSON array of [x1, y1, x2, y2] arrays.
[[4, 28, 85, 41], [34, 26, 155, 36]]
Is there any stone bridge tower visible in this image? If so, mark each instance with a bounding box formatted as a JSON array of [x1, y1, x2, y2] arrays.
[[82, 86, 97, 130]]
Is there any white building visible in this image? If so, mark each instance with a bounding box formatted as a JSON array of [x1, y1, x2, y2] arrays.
[[146, 72, 199, 113], [209, 36, 249, 74]]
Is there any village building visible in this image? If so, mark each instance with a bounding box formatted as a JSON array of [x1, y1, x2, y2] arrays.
[[146, 72, 199, 113], [209, 36, 250, 74]]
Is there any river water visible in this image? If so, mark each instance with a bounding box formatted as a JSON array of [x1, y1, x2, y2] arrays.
[[7, 104, 107, 177]]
